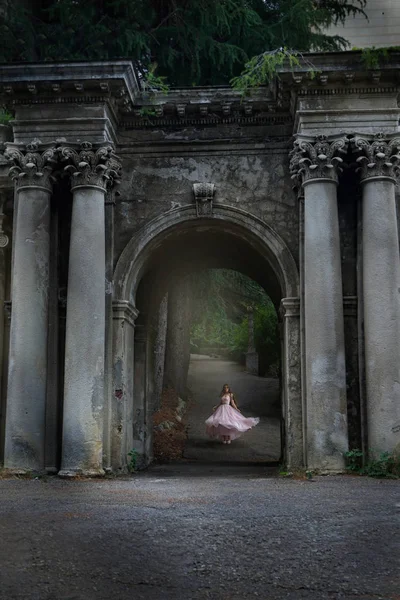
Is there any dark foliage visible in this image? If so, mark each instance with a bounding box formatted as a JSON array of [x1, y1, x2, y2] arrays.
[[0, 0, 366, 85]]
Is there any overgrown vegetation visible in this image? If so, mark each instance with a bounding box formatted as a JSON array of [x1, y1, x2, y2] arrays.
[[0, 107, 13, 125], [127, 448, 138, 473], [358, 46, 400, 70], [0, 0, 366, 87], [190, 269, 279, 376], [152, 388, 189, 462], [344, 449, 400, 478]]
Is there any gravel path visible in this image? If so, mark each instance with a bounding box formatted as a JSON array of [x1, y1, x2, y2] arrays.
[[1, 357, 399, 600], [184, 355, 281, 462], [0, 470, 399, 600]]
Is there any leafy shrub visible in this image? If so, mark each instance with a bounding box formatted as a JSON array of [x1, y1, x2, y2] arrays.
[[344, 448, 400, 478], [0, 108, 13, 125], [127, 448, 138, 473]]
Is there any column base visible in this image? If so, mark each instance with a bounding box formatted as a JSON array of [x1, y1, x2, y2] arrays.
[[307, 468, 346, 476], [1, 467, 47, 477], [45, 466, 59, 474], [58, 468, 105, 478]]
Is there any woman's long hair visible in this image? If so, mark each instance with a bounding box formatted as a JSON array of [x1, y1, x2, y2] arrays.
[[220, 383, 231, 397]]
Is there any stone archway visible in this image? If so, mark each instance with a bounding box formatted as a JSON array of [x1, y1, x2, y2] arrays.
[[110, 204, 301, 472]]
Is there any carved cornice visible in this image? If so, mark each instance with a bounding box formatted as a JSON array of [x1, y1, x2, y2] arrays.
[[58, 142, 122, 192], [289, 134, 349, 187], [296, 85, 398, 97], [277, 49, 400, 92], [123, 112, 292, 130], [4, 140, 58, 192], [350, 133, 400, 183], [122, 84, 292, 129], [0, 61, 140, 116]]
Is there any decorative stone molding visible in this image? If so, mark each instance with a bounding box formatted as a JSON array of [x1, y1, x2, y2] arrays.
[[193, 182, 215, 217], [114, 203, 299, 301], [123, 112, 292, 130], [351, 133, 400, 183], [5, 140, 58, 192], [279, 297, 300, 319], [112, 300, 139, 328], [0, 61, 140, 118], [289, 134, 349, 187], [58, 142, 122, 192]]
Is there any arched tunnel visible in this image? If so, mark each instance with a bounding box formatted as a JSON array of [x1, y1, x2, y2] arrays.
[[111, 210, 300, 470]]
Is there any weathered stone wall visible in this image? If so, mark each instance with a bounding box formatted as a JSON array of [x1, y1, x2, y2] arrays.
[[114, 123, 298, 271], [1, 55, 399, 472]]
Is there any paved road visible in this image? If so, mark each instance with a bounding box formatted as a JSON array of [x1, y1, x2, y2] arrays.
[[1, 358, 399, 600], [0, 470, 399, 600], [185, 355, 281, 463]]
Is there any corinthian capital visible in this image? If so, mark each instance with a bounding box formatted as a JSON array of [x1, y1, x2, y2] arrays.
[[58, 142, 122, 192], [351, 133, 400, 183], [4, 140, 58, 192], [289, 134, 348, 187]]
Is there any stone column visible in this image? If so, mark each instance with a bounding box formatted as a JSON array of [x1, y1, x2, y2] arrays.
[[280, 297, 303, 469], [3, 141, 57, 472], [0, 192, 10, 465], [245, 306, 259, 375], [58, 143, 121, 477], [111, 300, 138, 472], [153, 294, 168, 413], [133, 323, 150, 469], [290, 134, 349, 472], [164, 276, 192, 399], [103, 190, 116, 472], [352, 133, 400, 455]]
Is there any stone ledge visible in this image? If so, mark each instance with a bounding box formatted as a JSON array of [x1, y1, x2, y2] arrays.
[[0, 60, 140, 112]]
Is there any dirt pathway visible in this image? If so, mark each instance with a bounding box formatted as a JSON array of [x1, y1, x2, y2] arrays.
[[184, 355, 281, 463]]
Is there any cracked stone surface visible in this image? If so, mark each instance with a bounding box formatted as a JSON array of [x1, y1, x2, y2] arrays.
[[0, 469, 399, 600]]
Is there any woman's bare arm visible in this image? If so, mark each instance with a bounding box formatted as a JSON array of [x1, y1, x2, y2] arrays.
[[230, 394, 241, 411]]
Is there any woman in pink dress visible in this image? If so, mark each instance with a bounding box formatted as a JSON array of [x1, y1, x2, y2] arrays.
[[205, 384, 260, 444]]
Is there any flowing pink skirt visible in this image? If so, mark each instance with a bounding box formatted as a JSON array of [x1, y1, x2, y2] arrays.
[[205, 404, 260, 441]]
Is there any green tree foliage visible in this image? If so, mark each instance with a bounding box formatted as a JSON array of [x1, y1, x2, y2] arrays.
[[0, 0, 366, 86], [190, 269, 279, 375]]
